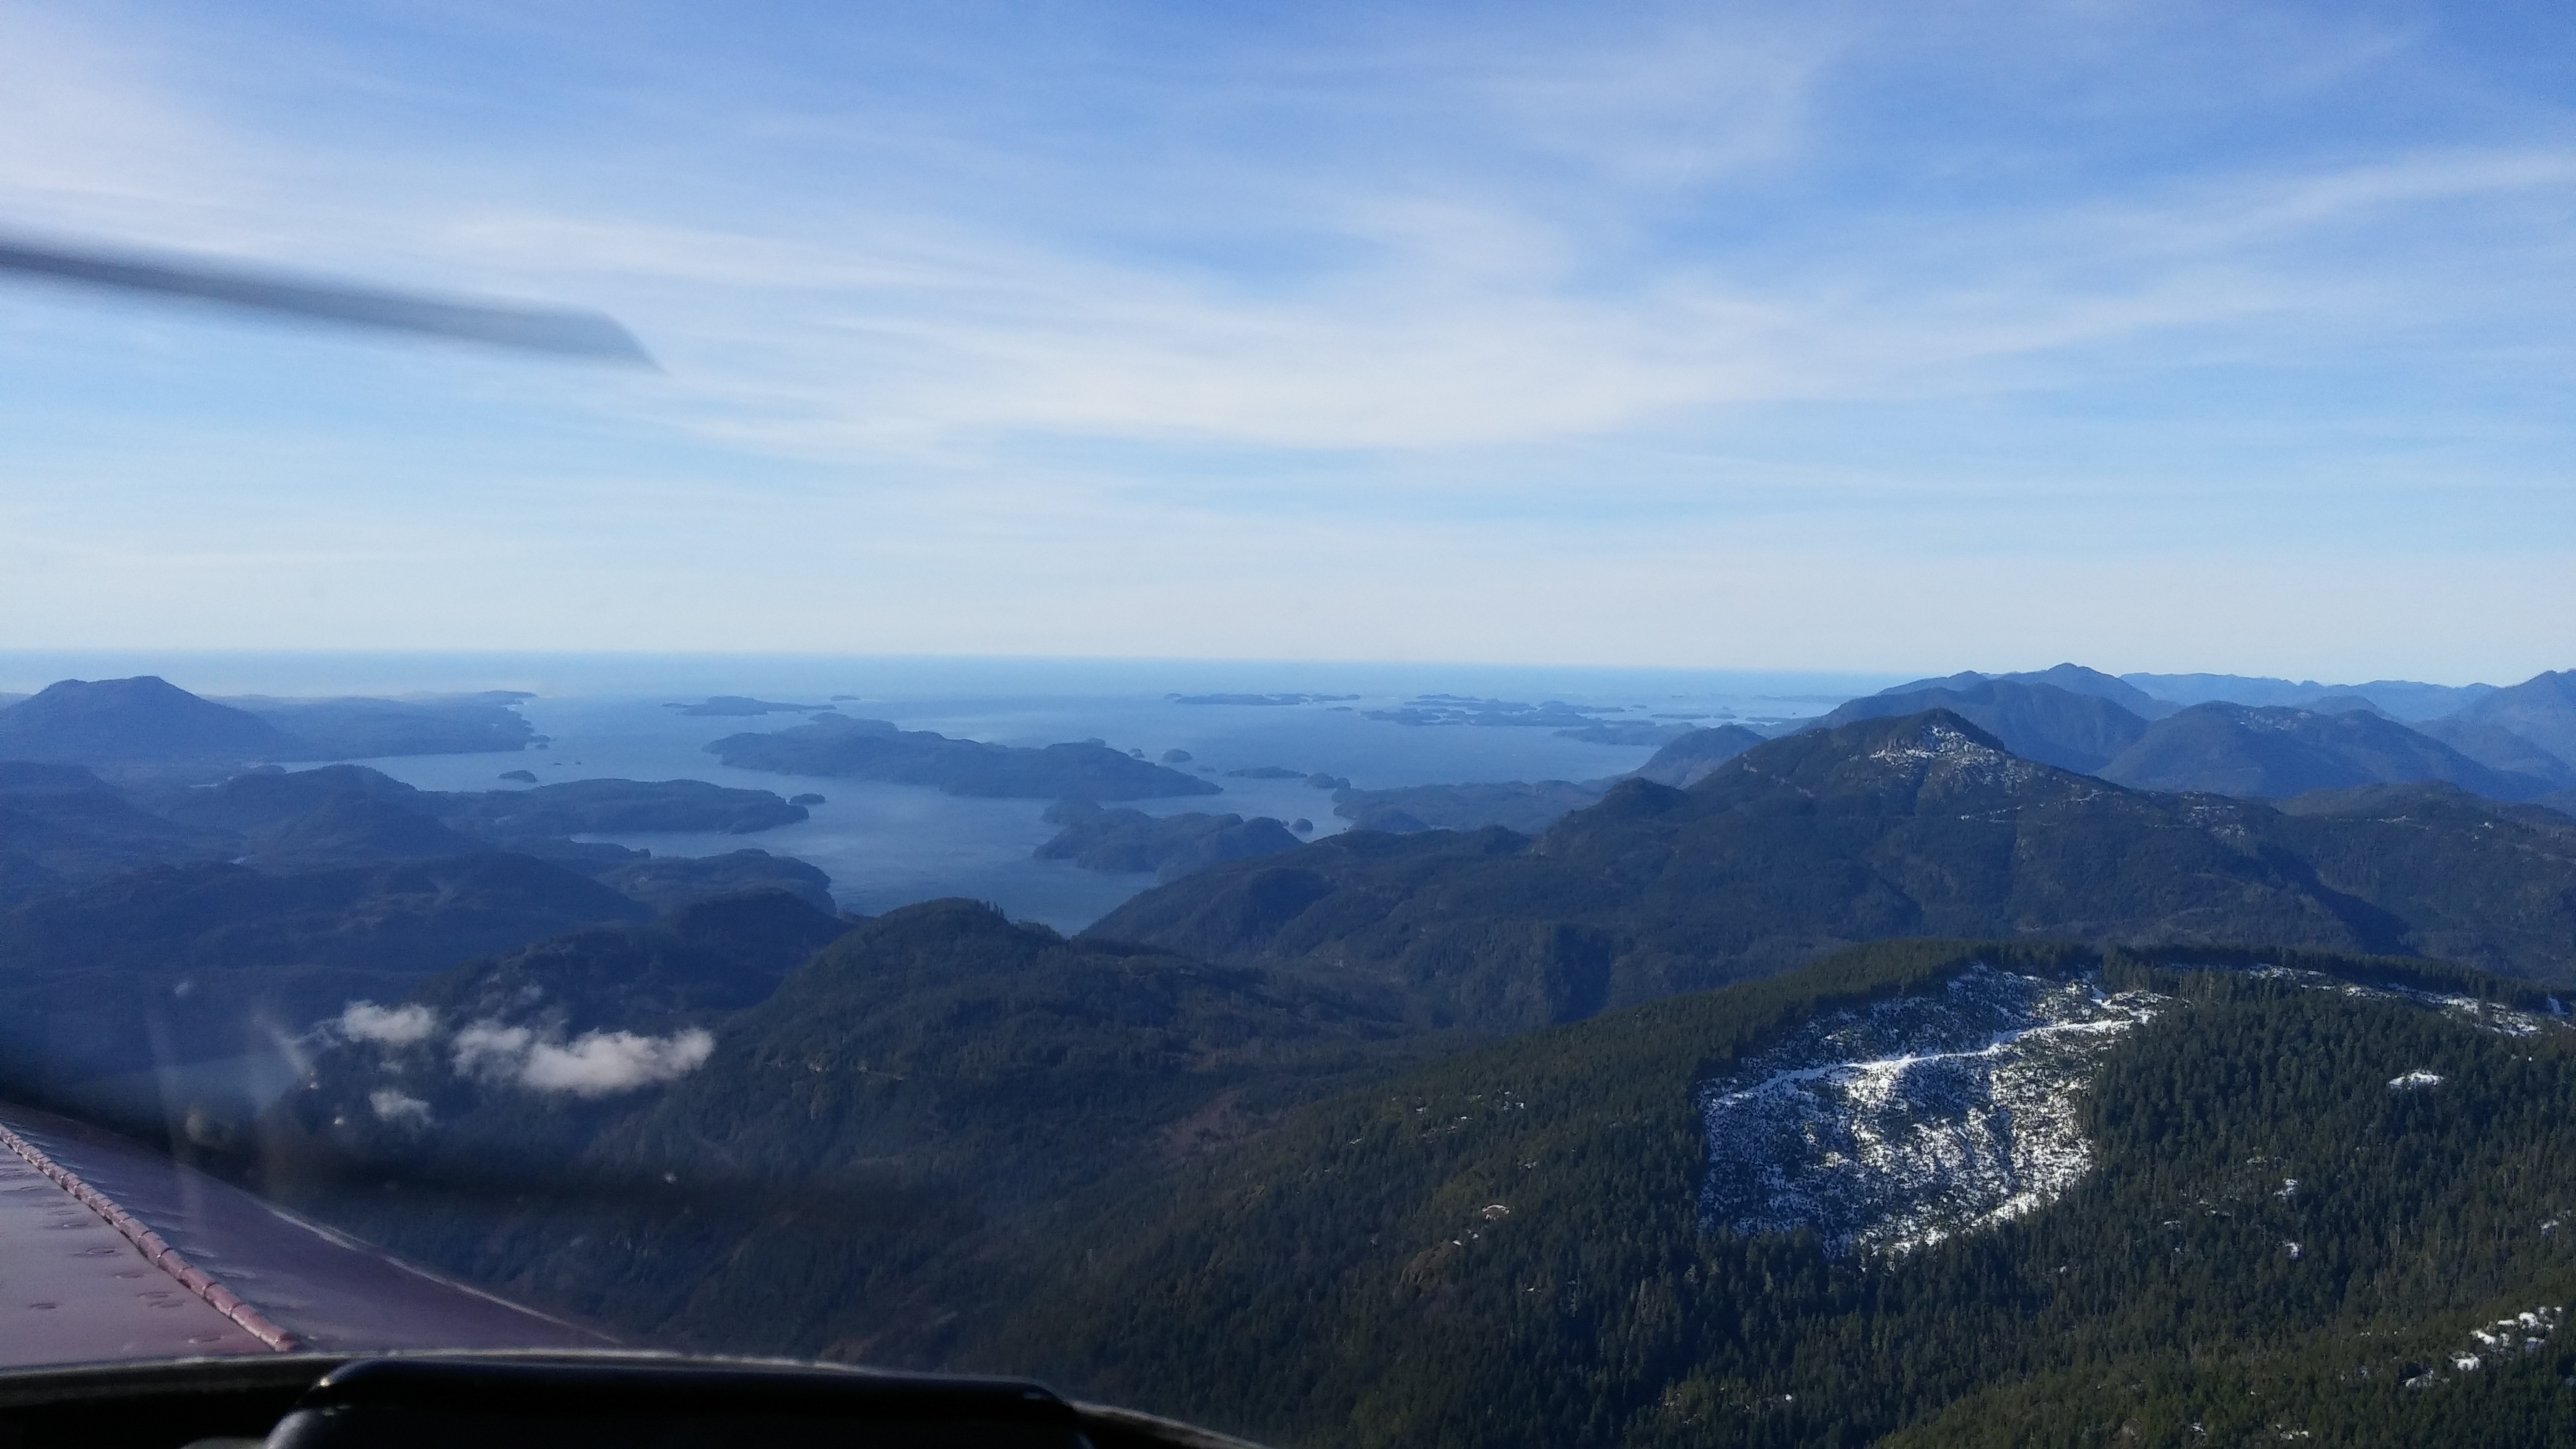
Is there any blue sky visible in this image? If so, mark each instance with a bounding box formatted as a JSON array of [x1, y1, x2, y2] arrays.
[[0, 1, 2569, 681]]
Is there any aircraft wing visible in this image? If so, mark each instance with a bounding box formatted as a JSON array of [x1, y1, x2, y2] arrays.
[[0, 1103, 606, 1367]]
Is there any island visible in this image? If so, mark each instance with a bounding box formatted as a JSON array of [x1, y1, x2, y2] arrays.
[[705, 716, 1221, 800], [664, 697, 827, 716], [225, 690, 538, 757], [1034, 800, 1299, 882], [1553, 720, 1690, 746], [0, 676, 542, 773], [432, 778, 811, 837], [1362, 694, 1628, 729], [1167, 693, 1360, 706]]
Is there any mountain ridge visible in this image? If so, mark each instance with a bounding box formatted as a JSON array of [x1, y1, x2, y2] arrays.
[[1082, 710, 2576, 1035], [1823, 677, 2152, 772], [2448, 668, 2576, 767], [2098, 700, 2557, 800]]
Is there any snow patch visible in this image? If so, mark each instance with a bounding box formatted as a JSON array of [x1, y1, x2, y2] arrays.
[[2406, 1306, 2561, 1390], [1865, 720, 2042, 796], [1697, 965, 2164, 1258], [2388, 1069, 2444, 1091], [2252, 968, 2562, 1038]]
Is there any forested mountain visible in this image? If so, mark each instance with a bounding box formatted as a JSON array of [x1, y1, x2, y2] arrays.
[[1990, 663, 2178, 716], [1330, 780, 1608, 835], [2411, 713, 2576, 786], [266, 889, 854, 1179], [214, 690, 538, 757], [2098, 701, 2556, 800], [0, 853, 653, 1107], [1084, 712, 2576, 1035], [0, 762, 234, 900], [0, 676, 541, 767], [0, 761, 840, 1118], [261, 897, 1432, 1363], [1791, 671, 2572, 804], [232, 793, 484, 869], [1817, 677, 2151, 772], [2448, 668, 2576, 767], [246, 926, 2576, 1447], [2116, 672, 2497, 720], [1035, 800, 1301, 881], [973, 939, 2576, 1449], [707, 715, 1221, 799], [153, 762, 433, 831], [587, 848, 835, 915], [0, 676, 310, 764], [2112, 675, 2514, 721], [1630, 724, 1765, 787], [1879, 664, 2175, 720], [155, 764, 809, 840]]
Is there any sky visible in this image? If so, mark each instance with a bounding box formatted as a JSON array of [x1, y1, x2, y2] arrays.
[[0, 0, 2569, 682]]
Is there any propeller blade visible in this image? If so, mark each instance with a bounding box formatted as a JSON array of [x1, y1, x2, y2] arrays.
[[0, 232, 653, 365]]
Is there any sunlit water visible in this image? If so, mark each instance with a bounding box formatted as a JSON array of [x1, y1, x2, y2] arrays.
[[0, 652, 1897, 931]]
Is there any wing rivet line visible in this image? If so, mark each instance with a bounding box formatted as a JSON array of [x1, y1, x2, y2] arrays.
[[0, 1121, 299, 1351]]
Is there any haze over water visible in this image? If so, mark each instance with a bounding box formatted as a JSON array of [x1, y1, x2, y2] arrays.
[[0, 651, 1899, 929]]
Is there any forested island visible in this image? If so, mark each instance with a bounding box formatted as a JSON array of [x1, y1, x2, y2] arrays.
[[706, 715, 1221, 799]]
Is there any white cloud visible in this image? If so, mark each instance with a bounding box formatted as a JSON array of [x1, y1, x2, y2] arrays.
[[339, 1001, 438, 1046], [520, 1029, 716, 1098], [450, 1020, 535, 1078], [368, 1088, 433, 1127], [450, 1019, 714, 1099]]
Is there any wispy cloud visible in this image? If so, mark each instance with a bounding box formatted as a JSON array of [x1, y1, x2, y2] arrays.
[[1, 1, 2571, 673]]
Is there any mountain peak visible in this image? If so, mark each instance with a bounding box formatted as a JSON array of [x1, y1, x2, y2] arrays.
[[0, 676, 310, 764], [1820, 679, 2153, 773], [1865, 710, 2016, 764], [1852, 712, 2058, 800], [2450, 668, 2576, 767], [1632, 723, 1765, 787]]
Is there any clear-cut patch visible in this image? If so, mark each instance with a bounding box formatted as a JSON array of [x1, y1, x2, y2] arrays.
[[1697, 966, 2165, 1259]]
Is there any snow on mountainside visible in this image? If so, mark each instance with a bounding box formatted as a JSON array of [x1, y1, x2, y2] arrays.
[[1861, 716, 2049, 796], [1695, 962, 2576, 1263], [1697, 965, 2164, 1258], [2248, 966, 2570, 1037]]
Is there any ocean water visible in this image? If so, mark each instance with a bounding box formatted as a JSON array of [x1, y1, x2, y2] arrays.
[[0, 651, 1899, 931]]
